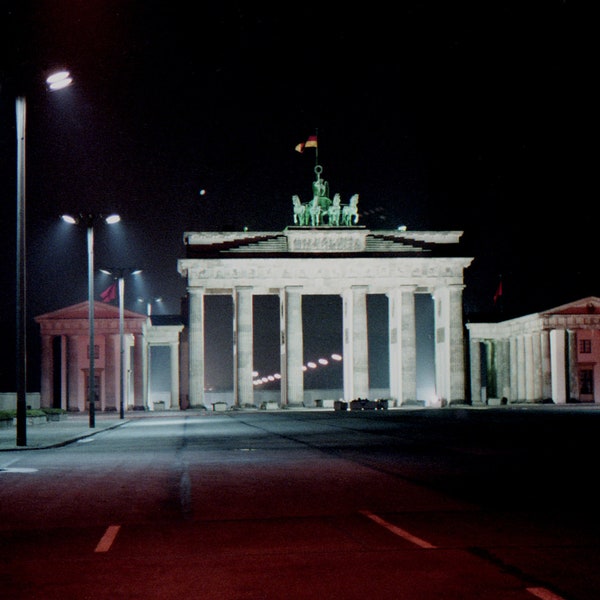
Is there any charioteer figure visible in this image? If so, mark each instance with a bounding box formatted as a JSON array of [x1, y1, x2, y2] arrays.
[[292, 164, 359, 227]]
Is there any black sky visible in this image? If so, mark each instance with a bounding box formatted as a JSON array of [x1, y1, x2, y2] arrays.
[[0, 1, 595, 389]]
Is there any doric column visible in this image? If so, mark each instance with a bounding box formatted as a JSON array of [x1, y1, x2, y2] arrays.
[[188, 288, 205, 408], [524, 333, 535, 402], [532, 332, 542, 401], [342, 286, 369, 400], [142, 338, 149, 408], [61, 335, 68, 410], [567, 329, 578, 401], [448, 285, 467, 404], [133, 332, 145, 409], [517, 335, 526, 401], [105, 333, 119, 411], [498, 340, 511, 401], [433, 287, 450, 405], [541, 330, 552, 400], [401, 290, 417, 404], [169, 342, 180, 409], [281, 286, 303, 406], [550, 329, 567, 404], [67, 335, 82, 412], [509, 336, 518, 402], [387, 288, 416, 406], [433, 285, 466, 405], [388, 289, 401, 404], [234, 286, 254, 408], [469, 336, 483, 405], [40, 334, 54, 408]]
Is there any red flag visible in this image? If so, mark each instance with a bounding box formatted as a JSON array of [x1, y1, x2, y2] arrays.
[[100, 282, 117, 303], [493, 280, 503, 304], [295, 135, 318, 153]]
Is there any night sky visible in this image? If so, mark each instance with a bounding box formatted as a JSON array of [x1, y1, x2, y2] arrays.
[[0, 1, 595, 391]]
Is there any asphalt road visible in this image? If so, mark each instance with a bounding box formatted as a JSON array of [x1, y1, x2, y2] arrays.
[[0, 407, 598, 599]]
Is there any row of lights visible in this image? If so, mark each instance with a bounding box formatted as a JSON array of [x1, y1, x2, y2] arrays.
[[253, 353, 343, 386]]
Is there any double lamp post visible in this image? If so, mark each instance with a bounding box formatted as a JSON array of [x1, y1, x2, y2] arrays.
[[61, 214, 121, 427]]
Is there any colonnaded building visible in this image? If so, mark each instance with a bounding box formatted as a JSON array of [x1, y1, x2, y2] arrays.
[[177, 225, 472, 409], [32, 167, 600, 411]]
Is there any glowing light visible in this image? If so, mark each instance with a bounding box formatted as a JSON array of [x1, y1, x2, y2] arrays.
[[61, 214, 77, 224], [105, 214, 121, 224], [252, 353, 342, 384], [46, 70, 73, 91], [46, 71, 70, 84]]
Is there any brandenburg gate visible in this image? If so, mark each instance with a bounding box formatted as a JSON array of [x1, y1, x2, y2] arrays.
[[178, 223, 473, 408]]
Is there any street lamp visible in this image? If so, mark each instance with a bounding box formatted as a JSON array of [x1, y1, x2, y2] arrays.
[[136, 296, 163, 316], [62, 213, 121, 427], [100, 267, 142, 419], [14, 70, 73, 447]]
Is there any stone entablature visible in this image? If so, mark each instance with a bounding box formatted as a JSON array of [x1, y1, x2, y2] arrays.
[[178, 257, 472, 294]]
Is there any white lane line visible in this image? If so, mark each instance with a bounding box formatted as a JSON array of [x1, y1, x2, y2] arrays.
[[0, 467, 38, 473], [94, 525, 121, 553], [526, 587, 567, 600], [359, 510, 436, 549]]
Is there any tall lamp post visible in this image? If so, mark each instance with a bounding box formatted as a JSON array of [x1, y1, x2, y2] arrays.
[[100, 268, 142, 419], [62, 213, 121, 427], [15, 70, 73, 447]]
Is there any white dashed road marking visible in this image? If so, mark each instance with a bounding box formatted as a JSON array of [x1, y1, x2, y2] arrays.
[[95, 525, 121, 553], [360, 509, 436, 549], [0, 467, 38, 473], [526, 587, 567, 600]]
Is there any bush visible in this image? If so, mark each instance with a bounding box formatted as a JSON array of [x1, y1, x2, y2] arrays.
[[6, 409, 48, 418], [0, 410, 13, 422], [40, 407, 67, 416]]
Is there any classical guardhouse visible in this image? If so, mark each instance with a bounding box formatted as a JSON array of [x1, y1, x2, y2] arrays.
[[34, 301, 184, 412], [467, 297, 600, 405], [177, 226, 474, 409]]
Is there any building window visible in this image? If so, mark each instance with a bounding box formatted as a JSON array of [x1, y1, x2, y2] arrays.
[[87, 344, 100, 359], [580, 369, 594, 395], [580, 339, 592, 354]]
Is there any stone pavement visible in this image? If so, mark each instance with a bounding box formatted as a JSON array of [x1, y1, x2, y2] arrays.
[[0, 414, 128, 451]]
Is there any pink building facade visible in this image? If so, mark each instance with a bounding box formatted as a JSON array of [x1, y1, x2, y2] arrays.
[[35, 301, 147, 412]]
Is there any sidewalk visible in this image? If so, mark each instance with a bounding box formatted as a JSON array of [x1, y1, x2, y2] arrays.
[[0, 414, 128, 451]]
